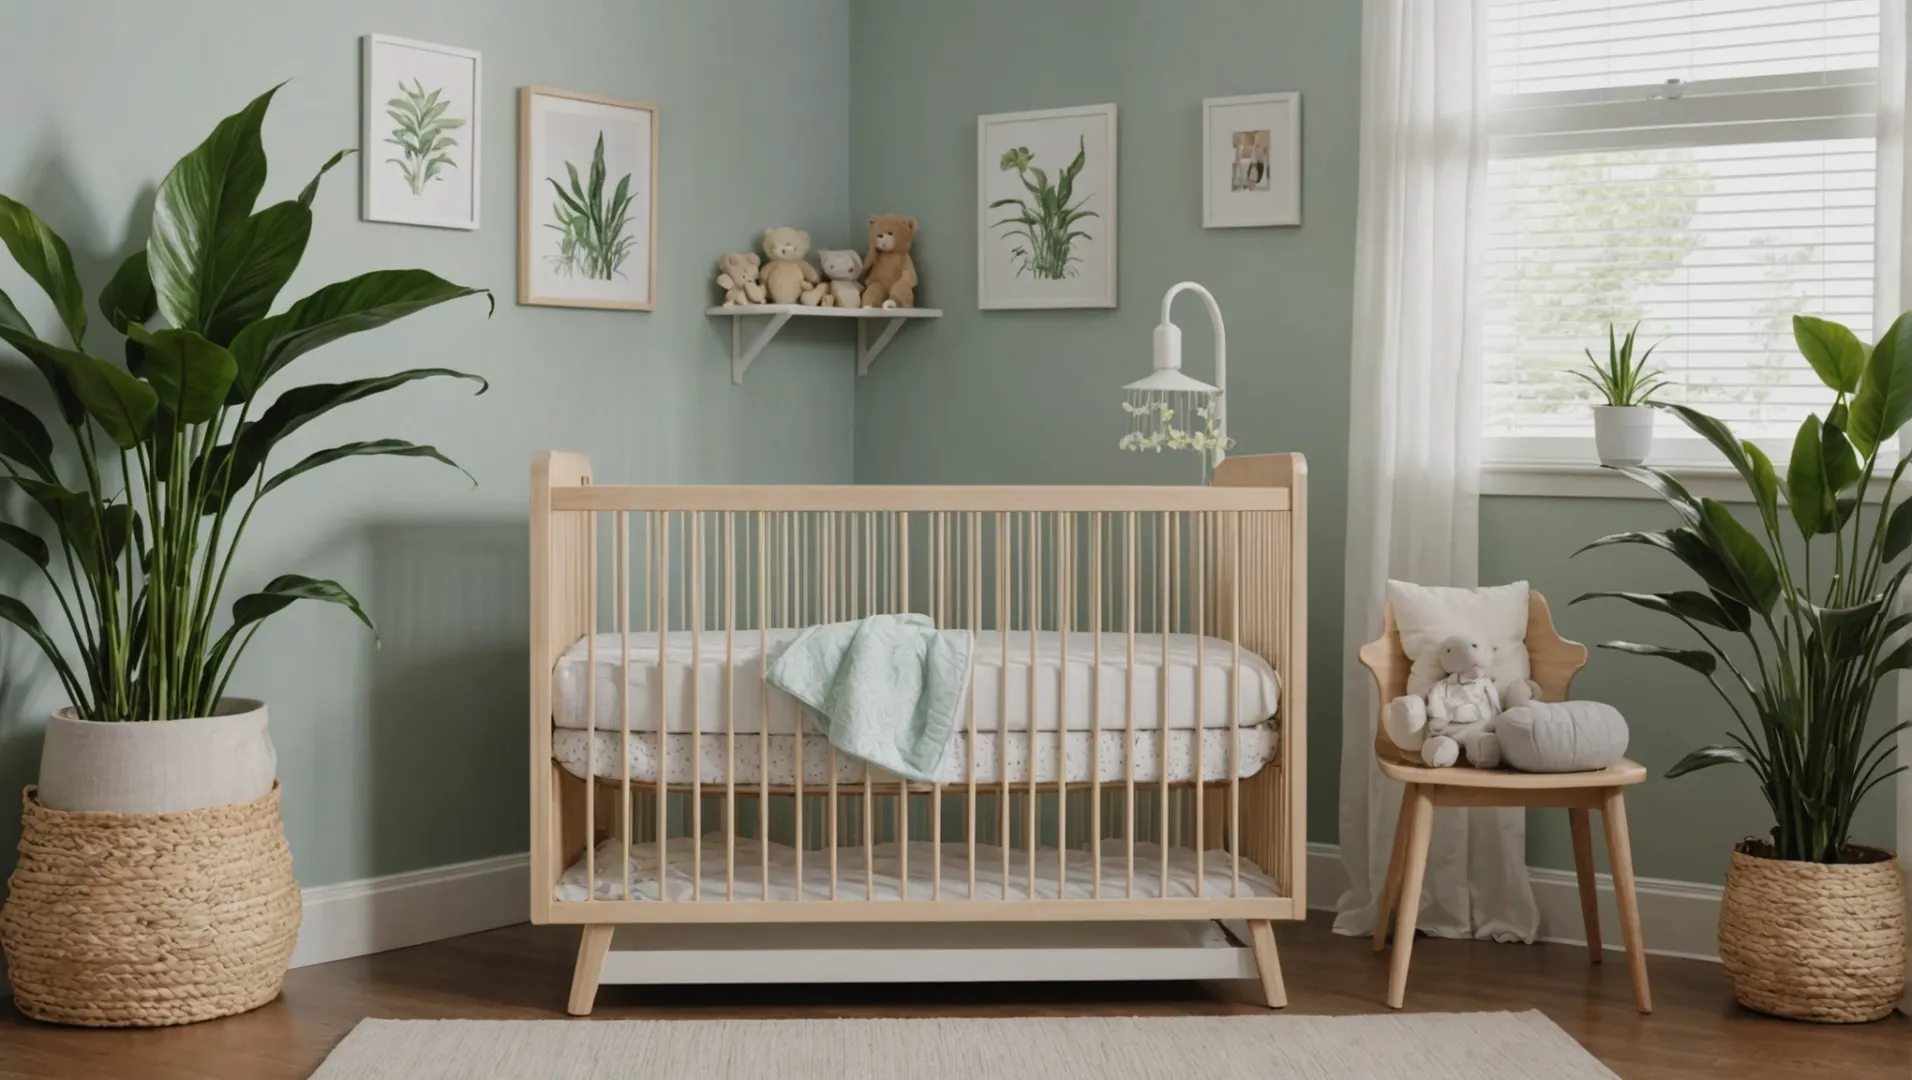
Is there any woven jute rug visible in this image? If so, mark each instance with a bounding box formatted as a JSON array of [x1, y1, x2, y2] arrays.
[[309, 1011, 1615, 1079]]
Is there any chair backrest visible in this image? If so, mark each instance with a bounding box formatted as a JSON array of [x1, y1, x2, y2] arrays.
[[1357, 591, 1588, 766]]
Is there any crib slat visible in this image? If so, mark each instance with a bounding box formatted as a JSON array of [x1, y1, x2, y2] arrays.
[[1195, 511, 1205, 892], [1056, 512, 1069, 897], [825, 512, 838, 902], [967, 511, 980, 901], [931, 511, 943, 902], [1160, 510, 1172, 898], [791, 512, 803, 891], [864, 511, 875, 902], [618, 511, 631, 903], [584, 511, 598, 903], [1231, 510, 1242, 898], [996, 513, 1009, 899], [899, 511, 910, 900], [758, 511, 769, 899], [1125, 511, 1136, 899], [1091, 511, 1103, 900], [724, 512, 736, 902]]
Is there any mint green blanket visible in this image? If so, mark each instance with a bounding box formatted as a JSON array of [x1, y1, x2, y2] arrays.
[[764, 613, 974, 783]]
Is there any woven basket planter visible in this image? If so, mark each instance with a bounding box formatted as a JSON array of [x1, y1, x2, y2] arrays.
[[0, 783, 301, 1027], [1717, 843, 1907, 1023]]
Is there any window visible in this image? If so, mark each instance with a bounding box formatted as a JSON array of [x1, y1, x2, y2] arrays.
[[1484, 0, 1883, 466]]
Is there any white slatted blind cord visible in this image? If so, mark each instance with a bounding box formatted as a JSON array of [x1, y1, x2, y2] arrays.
[[1484, 1, 1884, 456]]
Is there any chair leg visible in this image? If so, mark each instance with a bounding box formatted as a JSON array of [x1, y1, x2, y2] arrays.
[[1568, 807, 1602, 964], [1385, 785, 1435, 1009], [1247, 919, 1287, 1009], [568, 924, 615, 1016], [1373, 785, 1417, 952], [1600, 790, 1653, 1014]]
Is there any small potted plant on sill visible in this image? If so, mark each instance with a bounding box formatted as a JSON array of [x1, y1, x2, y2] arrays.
[[1573, 313, 1908, 1023], [1577, 321, 1666, 467], [0, 85, 490, 1027]]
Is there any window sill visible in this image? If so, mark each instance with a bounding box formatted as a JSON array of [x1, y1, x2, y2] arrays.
[[1482, 462, 1897, 503]]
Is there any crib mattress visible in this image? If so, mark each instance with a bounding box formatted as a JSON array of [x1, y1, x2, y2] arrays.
[[555, 835, 1283, 903], [553, 629, 1280, 734], [554, 724, 1277, 786]]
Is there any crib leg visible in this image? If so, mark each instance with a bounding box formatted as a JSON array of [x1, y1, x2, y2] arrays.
[[568, 925, 615, 1016], [1247, 919, 1287, 1009]]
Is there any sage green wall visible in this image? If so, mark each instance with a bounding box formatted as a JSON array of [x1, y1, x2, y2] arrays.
[[0, 0, 855, 890], [848, 0, 1897, 884]]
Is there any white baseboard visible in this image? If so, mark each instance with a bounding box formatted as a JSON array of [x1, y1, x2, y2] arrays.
[[1304, 842, 1723, 961], [291, 853, 529, 969]]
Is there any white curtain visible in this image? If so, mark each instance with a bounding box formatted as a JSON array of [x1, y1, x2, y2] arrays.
[[1335, 0, 1538, 943], [1881, 0, 1912, 1016]]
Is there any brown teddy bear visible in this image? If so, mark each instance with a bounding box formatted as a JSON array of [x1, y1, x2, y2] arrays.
[[860, 214, 918, 308], [761, 226, 825, 306], [715, 251, 766, 306]]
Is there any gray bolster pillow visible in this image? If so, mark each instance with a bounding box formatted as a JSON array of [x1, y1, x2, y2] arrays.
[[1497, 701, 1629, 773]]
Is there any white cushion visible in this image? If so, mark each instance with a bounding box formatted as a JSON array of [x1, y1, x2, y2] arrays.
[[1386, 580, 1532, 697], [1498, 701, 1629, 773]]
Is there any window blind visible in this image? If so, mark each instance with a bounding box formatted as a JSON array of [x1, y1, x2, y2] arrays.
[[1483, 0, 1882, 453]]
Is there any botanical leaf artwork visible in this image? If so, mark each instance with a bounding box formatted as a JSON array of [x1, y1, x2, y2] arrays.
[[991, 137, 1097, 280], [546, 132, 636, 280], [385, 79, 465, 195]]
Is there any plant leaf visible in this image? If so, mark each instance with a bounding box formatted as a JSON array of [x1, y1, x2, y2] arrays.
[[1665, 745, 1748, 778], [0, 194, 88, 346], [0, 285, 30, 336], [1573, 589, 1750, 632], [1699, 499, 1780, 613], [1663, 403, 1755, 483], [97, 249, 157, 334], [227, 573, 377, 642], [260, 439, 473, 497], [1743, 441, 1780, 530], [1599, 640, 1720, 675], [146, 84, 279, 332], [124, 325, 236, 424], [227, 270, 492, 400], [0, 326, 84, 425], [1787, 414, 1831, 537], [1885, 498, 1912, 560], [0, 594, 77, 690], [1821, 419, 1861, 493], [0, 522, 49, 569], [200, 200, 312, 347], [0, 393, 54, 477], [1793, 314, 1865, 394], [298, 148, 355, 208], [1849, 309, 1912, 456], [1814, 599, 1882, 661], [1610, 465, 1703, 527]]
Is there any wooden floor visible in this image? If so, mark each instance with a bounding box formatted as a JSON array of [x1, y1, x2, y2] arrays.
[[2, 912, 1906, 1079]]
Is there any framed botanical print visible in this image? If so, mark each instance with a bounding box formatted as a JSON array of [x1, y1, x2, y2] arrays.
[[518, 87, 657, 311], [977, 103, 1117, 310], [1202, 92, 1301, 228], [362, 35, 481, 230]]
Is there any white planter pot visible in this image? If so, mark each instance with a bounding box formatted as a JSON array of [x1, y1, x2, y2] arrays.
[[37, 698, 277, 814], [1593, 405, 1656, 467]]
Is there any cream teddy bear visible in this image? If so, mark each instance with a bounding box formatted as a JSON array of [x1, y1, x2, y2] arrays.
[[1383, 634, 1539, 769], [761, 226, 826, 306], [816, 248, 864, 308], [716, 251, 766, 307]]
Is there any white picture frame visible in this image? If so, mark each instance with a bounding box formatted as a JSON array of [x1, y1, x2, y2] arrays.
[[1202, 92, 1300, 229], [361, 34, 481, 230], [518, 87, 658, 312], [977, 103, 1117, 310]]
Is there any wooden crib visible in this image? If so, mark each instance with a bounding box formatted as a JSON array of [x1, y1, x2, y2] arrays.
[[529, 452, 1307, 1014]]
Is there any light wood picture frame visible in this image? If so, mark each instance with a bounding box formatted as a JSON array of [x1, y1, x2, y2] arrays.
[[518, 86, 657, 311], [362, 34, 481, 230], [1202, 92, 1300, 228], [977, 103, 1118, 310]]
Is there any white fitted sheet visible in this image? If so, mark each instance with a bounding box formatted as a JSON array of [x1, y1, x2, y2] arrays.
[[552, 629, 1279, 734], [554, 724, 1277, 786], [555, 835, 1282, 903]]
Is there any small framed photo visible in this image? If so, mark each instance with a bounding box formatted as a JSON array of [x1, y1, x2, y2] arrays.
[[1202, 92, 1300, 228], [518, 87, 657, 311], [977, 103, 1117, 310], [361, 35, 481, 230]]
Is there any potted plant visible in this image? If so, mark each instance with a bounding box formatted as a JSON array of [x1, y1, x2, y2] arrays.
[[1576, 321, 1666, 467], [0, 86, 489, 1026], [1574, 313, 1908, 1022]]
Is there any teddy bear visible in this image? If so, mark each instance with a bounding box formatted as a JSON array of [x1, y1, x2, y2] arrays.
[[860, 214, 918, 309], [816, 249, 864, 308], [715, 251, 766, 307], [761, 226, 826, 306], [1382, 634, 1541, 769]]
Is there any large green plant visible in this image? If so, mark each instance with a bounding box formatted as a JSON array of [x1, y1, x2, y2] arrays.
[[1575, 313, 1911, 863], [0, 86, 490, 723]]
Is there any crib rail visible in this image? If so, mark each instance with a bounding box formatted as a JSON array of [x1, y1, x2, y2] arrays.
[[529, 455, 1307, 925]]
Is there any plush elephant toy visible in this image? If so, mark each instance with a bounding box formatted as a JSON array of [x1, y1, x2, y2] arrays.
[[1383, 634, 1541, 769]]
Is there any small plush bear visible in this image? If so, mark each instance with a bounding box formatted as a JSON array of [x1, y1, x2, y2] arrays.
[[1383, 634, 1538, 769], [715, 251, 766, 307], [860, 214, 918, 309], [816, 249, 864, 308], [761, 226, 825, 306]]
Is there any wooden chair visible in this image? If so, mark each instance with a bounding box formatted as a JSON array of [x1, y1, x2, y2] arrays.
[[1357, 592, 1652, 1013]]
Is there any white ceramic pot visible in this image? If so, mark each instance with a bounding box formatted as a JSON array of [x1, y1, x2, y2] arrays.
[[36, 698, 277, 814], [1593, 405, 1655, 467]]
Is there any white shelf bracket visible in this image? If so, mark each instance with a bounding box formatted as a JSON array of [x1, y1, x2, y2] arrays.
[[856, 317, 908, 377], [731, 310, 795, 384]]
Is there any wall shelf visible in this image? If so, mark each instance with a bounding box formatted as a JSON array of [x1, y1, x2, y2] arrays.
[[707, 304, 943, 384]]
